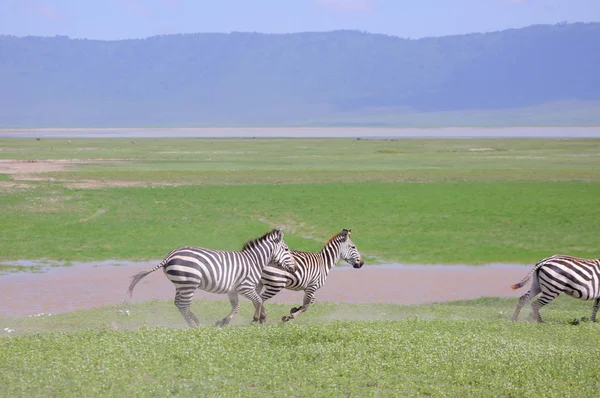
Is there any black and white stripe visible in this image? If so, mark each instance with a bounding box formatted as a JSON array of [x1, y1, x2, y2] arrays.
[[128, 229, 297, 327], [256, 229, 364, 322], [511, 254, 600, 322]]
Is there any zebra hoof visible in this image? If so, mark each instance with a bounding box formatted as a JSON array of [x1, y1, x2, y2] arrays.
[[290, 307, 299, 314], [282, 315, 292, 322], [215, 319, 227, 327]]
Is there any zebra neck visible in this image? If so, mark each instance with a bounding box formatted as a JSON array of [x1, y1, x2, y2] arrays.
[[242, 245, 271, 270], [319, 243, 342, 271]]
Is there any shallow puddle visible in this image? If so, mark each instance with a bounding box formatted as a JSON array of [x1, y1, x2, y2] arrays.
[[0, 260, 531, 318]]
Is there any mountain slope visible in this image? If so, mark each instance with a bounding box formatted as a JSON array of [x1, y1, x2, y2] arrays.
[[1, 23, 599, 127]]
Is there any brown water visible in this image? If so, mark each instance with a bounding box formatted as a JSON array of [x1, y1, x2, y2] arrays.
[[0, 261, 530, 318]]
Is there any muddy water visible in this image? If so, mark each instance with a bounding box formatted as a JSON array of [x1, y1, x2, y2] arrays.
[[0, 261, 531, 318]]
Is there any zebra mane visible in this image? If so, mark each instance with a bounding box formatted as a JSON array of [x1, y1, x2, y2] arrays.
[[241, 229, 282, 251], [326, 229, 351, 246]]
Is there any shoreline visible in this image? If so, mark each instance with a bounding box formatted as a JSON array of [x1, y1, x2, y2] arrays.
[[2, 126, 600, 139]]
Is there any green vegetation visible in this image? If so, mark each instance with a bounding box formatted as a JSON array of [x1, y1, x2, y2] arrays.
[[1, 137, 599, 264], [2, 299, 599, 396], [2, 136, 600, 396], [1, 297, 595, 333], [2, 22, 600, 127], [2, 181, 600, 264], [2, 136, 600, 183]]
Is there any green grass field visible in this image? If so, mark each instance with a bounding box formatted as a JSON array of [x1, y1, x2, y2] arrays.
[[1, 299, 599, 396], [1, 137, 600, 264], [2, 181, 600, 263], [2, 136, 600, 396]]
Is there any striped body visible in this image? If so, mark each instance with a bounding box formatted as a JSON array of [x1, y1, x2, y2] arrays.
[[511, 254, 600, 322], [257, 229, 364, 322], [164, 247, 266, 294], [128, 229, 296, 327]]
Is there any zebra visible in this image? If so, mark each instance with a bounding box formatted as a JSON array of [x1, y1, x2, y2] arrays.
[[256, 228, 364, 322], [128, 229, 297, 328], [511, 254, 600, 322]]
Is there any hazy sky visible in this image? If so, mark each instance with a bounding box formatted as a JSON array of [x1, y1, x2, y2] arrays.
[[1, 0, 599, 40]]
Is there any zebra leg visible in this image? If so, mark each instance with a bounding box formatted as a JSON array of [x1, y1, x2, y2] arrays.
[[216, 291, 239, 327], [290, 296, 315, 314], [512, 292, 532, 321], [512, 277, 541, 321], [174, 288, 199, 328], [239, 287, 266, 324], [591, 298, 600, 322], [283, 289, 316, 322], [530, 292, 559, 323], [255, 282, 267, 320], [255, 282, 264, 297], [258, 282, 285, 320]]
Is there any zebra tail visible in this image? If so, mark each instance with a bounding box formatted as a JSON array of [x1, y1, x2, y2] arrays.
[[128, 261, 165, 297], [511, 256, 551, 290]]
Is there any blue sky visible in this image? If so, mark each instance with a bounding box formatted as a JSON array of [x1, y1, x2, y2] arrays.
[[1, 0, 599, 40]]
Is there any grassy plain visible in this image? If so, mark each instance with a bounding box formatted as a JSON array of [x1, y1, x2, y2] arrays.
[[2, 136, 600, 396], [1, 137, 599, 264], [1, 299, 600, 396]]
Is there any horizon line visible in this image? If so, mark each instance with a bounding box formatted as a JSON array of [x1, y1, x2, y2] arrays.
[[1, 21, 597, 42]]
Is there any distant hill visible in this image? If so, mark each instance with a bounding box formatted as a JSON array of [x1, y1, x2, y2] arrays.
[[1, 22, 599, 127]]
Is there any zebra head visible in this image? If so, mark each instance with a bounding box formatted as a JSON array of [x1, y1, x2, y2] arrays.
[[264, 229, 298, 274], [338, 229, 364, 269]]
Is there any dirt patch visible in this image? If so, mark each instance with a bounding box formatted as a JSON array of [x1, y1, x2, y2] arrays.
[[62, 180, 186, 189], [80, 209, 107, 222], [468, 147, 497, 152], [64, 180, 145, 189], [0, 159, 178, 189], [0, 159, 70, 175], [0, 261, 530, 318], [0, 159, 137, 177], [0, 181, 35, 189]]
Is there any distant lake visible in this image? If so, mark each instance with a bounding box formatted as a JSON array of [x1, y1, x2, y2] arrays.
[[2, 126, 600, 139]]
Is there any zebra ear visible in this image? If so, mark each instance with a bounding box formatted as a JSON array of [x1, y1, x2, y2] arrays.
[[341, 229, 351, 240], [271, 229, 284, 243]]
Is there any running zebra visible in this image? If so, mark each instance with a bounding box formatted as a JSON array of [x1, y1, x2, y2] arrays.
[[511, 254, 600, 322], [128, 229, 297, 328], [256, 228, 364, 322]]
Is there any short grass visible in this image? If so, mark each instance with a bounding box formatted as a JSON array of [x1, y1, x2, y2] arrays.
[[1, 137, 600, 183], [1, 181, 599, 264], [1, 137, 600, 264], [1, 296, 596, 332], [1, 298, 599, 397]]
